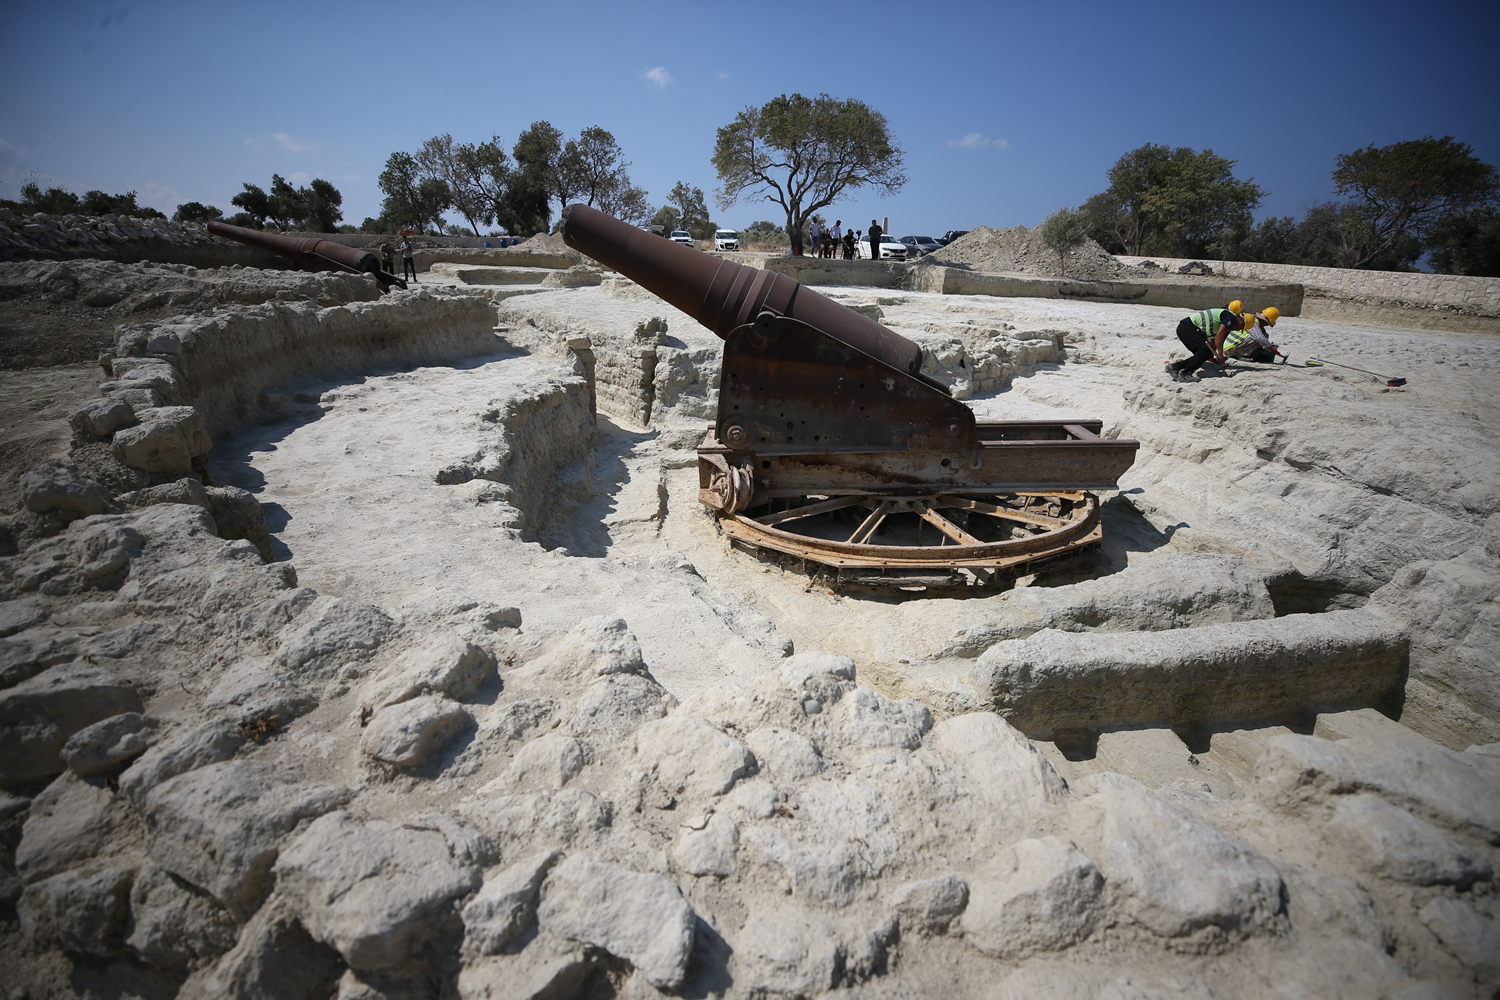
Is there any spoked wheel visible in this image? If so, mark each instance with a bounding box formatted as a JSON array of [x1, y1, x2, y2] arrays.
[[716, 491, 1101, 588]]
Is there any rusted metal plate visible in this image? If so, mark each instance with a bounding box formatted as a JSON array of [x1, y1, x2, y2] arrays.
[[717, 314, 975, 456]]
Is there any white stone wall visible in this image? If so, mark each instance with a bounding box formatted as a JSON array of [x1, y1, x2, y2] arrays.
[[1116, 255, 1500, 318]]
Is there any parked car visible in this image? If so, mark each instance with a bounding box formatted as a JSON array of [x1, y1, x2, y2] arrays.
[[669, 230, 695, 247], [857, 235, 908, 260], [899, 235, 944, 257], [939, 230, 970, 245], [713, 229, 740, 252]]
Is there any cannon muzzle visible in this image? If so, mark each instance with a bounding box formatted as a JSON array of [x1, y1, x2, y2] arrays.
[[561, 203, 925, 378], [207, 221, 406, 291]]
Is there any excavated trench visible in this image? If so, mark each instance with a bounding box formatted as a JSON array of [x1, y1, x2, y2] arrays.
[[200, 279, 1494, 765]]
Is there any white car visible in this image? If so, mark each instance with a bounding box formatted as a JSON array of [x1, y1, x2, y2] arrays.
[[713, 229, 740, 251], [857, 235, 908, 260], [669, 230, 695, 248]]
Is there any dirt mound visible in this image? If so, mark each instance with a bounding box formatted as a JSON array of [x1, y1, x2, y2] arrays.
[[516, 231, 570, 250], [922, 225, 1146, 282]]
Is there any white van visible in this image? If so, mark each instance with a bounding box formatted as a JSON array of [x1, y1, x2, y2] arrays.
[[714, 229, 740, 252]]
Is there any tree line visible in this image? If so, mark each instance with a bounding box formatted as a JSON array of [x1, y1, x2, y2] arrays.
[[1076, 136, 1498, 276]]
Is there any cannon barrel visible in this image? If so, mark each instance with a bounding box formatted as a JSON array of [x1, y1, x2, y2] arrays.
[[206, 221, 404, 289], [561, 204, 924, 377]]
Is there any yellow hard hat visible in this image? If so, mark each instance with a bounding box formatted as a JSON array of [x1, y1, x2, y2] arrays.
[[1262, 306, 1279, 326], [1228, 299, 1243, 314]]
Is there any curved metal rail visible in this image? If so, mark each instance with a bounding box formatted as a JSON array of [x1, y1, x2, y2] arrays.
[[716, 490, 1101, 586]]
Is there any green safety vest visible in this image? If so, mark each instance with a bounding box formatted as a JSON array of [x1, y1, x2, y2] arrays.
[[1223, 325, 1253, 351], [1190, 308, 1232, 337]]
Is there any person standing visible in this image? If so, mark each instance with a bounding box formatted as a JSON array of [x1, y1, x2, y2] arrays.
[[867, 219, 883, 259], [809, 220, 821, 259], [1166, 306, 1243, 381], [380, 242, 395, 275], [400, 236, 417, 283], [829, 220, 843, 259]]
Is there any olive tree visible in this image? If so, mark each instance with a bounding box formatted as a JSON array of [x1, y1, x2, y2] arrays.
[[1037, 206, 1091, 277], [712, 93, 905, 247]]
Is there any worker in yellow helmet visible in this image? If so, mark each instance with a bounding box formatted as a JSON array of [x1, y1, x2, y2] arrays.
[[1219, 306, 1287, 364], [1167, 305, 1245, 381]]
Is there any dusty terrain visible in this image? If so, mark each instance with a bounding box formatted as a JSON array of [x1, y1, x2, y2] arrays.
[[1, 256, 1498, 999]]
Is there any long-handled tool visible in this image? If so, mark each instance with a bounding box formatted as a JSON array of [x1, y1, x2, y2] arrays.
[[1305, 356, 1406, 387]]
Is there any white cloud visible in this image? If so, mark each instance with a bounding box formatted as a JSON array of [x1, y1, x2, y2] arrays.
[[643, 66, 673, 89], [0, 138, 26, 165], [274, 132, 314, 153], [716, 71, 730, 79], [947, 132, 1012, 150]]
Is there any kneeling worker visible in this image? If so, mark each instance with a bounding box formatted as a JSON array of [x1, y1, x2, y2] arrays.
[[1167, 304, 1244, 382], [1221, 307, 1285, 363]]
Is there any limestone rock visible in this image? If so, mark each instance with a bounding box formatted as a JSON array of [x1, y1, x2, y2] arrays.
[[144, 759, 352, 918], [20, 462, 111, 517], [1279, 862, 1393, 953], [0, 599, 48, 639], [18, 864, 134, 955], [125, 863, 240, 969], [203, 658, 317, 725], [116, 476, 210, 510], [360, 695, 470, 768], [461, 849, 561, 956], [136, 405, 211, 456], [61, 711, 156, 776], [960, 837, 1104, 958], [571, 672, 674, 744], [205, 485, 275, 562], [634, 714, 755, 801], [1254, 732, 1500, 844], [973, 610, 1408, 739], [69, 396, 137, 437], [112, 418, 193, 473], [500, 733, 584, 791], [925, 711, 1069, 819], [275, 595, 395, 675], [11, 522, 145, 597], [191, 895, 345, 1000], [15, 772, 116, 884], [745, 726, 823, 781], [537, 853, 697, 990], [462, 788, 613, 855], [1081, 773, 1284, 939], [118, 717, 245, 807], [519, 615, 646, 682], [0, 662, 143, 785], [362, 636, 496, 710], [733, 906, 844, 998], [274, 811, 486, 971], [1417, 896, 1500, 979], [457, 931, 596, 1000], [671, 812, 738, 877], [889, 874, 969, 935], [835, 687, 933, 750], [1324, 793, 1491, 887]]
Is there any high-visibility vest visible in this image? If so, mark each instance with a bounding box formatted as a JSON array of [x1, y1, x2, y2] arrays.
[[1223, 325, 1254, 352], [1190, 308, 1232, 337]]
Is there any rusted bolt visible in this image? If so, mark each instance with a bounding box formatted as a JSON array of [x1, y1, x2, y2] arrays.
[[724, 423, 749, 447], [944, 417, 964, 438]]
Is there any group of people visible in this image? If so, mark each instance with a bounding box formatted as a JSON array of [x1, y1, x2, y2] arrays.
[[1165, 300, 1286, 382], [804, 219, 857, 259], [379, 237, 418, 282]]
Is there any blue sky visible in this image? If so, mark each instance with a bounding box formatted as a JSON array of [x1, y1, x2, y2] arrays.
[[3, 0, 1496, 240]]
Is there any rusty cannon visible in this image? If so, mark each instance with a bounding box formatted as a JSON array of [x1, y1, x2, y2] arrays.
[[206, 221, 407, 291], [562, 203, 1140, 587]]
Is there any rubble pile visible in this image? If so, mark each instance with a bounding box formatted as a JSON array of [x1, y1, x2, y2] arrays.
[[923, 225, 1154, 282]]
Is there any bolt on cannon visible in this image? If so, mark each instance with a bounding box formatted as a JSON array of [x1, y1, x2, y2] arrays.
[[561, 204, 1139, 587]]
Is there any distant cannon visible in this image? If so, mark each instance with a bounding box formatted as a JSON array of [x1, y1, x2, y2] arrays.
[[206, 221, 406, 291]]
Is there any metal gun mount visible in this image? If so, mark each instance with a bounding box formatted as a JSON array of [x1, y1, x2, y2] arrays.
[[206, 221, 407, 291], [561, 204, 1140, 587]]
